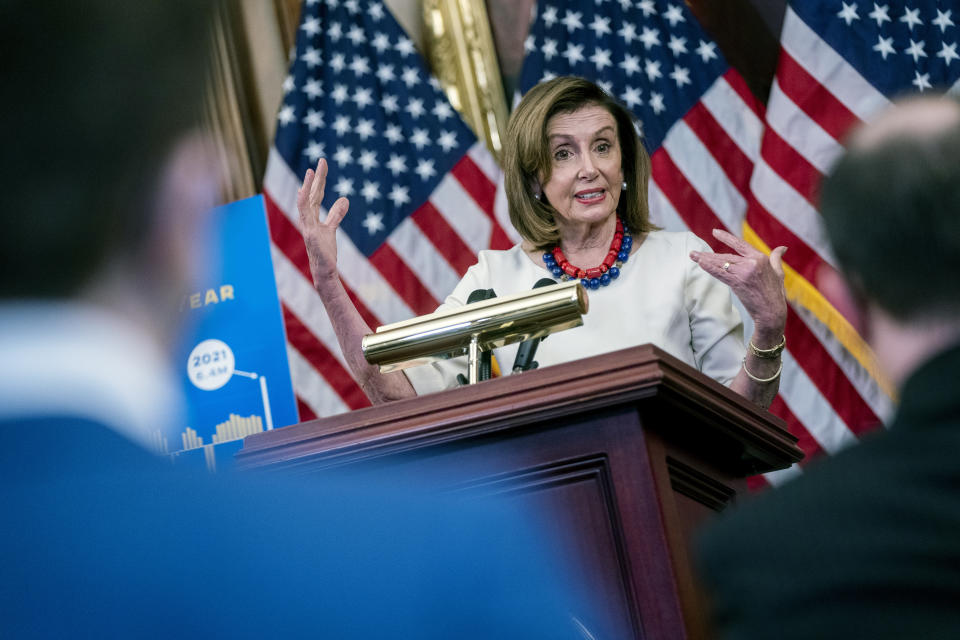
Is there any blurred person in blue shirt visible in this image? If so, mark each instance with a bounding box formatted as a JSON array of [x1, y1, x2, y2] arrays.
[[0, 2, 593, 637]]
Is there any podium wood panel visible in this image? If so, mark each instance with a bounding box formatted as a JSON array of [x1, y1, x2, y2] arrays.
[[238, 344, 801, 638]]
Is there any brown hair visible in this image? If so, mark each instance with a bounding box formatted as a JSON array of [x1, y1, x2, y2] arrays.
[[502, 76, 656, 249]]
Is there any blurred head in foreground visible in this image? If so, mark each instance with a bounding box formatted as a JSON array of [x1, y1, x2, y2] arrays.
[[0, 1, 219, 447], [818, 94, 960, 387], [0, 1, 218, 319], [0, 4, 596, 637], [698, 94, 960, 640]]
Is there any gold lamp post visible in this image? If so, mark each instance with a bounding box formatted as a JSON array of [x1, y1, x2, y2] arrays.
[[362, 280, 589, 383]]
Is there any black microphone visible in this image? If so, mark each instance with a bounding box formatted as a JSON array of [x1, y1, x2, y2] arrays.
[[466, 288, 496, 304], [512, 278, 557, 374], [462, 288, 497, 383]]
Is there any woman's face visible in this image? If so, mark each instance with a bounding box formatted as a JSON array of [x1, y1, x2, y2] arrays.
[[540, 104, 623, 230]]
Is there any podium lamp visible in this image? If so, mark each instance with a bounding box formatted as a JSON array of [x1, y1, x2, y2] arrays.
[[361, 280, 589, 384]]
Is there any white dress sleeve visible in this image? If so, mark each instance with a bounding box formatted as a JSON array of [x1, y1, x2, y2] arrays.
[[403, 232, 744, 395], [682, 233, 745, 386]]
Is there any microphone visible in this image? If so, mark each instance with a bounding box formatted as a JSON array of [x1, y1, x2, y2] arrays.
[[511, 278, 557, 374], [466, 288, 496, 304], [460, 288, 497, 383]]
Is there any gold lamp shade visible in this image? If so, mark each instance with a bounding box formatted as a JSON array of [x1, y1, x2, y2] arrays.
[[362, 280, 589, 373]]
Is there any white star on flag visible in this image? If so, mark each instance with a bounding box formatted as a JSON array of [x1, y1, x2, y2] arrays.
[[900, 7, 923, 30], [868, 3, 891, 26], [933, 9, 954, 32], [362, 212, 385, 235], [838, 2, 860, 26], [905, 39, 927, 63], [937, 42, 959, 66], [277, 105, 296, 126], [873, 35, 896, 59], [912, 70, 932, 91]]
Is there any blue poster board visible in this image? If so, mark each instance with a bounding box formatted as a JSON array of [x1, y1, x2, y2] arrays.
[[170, 195, 297, 471]]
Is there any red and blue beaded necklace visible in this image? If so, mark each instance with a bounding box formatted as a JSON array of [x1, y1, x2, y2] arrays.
[[542, 217, 632, 290]]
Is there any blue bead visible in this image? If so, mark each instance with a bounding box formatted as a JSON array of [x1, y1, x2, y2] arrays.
[[622, 237, 632, 249], [617, 250, 629, 261], [589, 278, 601, 289], [609, 266, 620, 279], [550, 266, 563, 277], [600, 273, 611, 286]]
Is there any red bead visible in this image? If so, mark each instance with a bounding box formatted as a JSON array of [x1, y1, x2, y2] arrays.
[[548, 218, 628, 284]]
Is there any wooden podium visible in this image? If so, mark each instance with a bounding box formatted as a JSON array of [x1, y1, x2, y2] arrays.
[[237, 344, 801, 638]]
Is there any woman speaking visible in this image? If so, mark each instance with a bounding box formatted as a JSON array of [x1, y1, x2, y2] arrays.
[[297, 77, 787, 408]]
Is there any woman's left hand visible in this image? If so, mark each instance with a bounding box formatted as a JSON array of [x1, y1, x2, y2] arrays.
[[690, 228, 788, 336]]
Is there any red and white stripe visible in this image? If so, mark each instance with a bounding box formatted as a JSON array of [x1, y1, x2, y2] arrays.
[[263, 142, 510, 421], [745, 7, 896, 481], [265, 8, 895, 484], [648, 52, 893, 486]]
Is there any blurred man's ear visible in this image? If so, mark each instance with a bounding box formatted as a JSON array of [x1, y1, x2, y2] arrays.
[[817, 263, 869, 340], [147, 132, 222, 292], [103, 132, 223, 350]]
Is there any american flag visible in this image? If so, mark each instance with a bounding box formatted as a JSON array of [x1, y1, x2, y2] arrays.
[[263, 0, 515, 419], [521, 0, 960, 487], [747, 0, 960, 485], [266, 0, 960, 474]]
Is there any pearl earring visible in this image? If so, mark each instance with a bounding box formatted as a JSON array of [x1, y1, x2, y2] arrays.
[[533, 192, 541, 201], [621, 180, 628, 191]]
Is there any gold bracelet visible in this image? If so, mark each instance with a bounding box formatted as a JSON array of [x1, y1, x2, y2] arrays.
[[742, 356, 782, 383], [748, 335, 786, 359]]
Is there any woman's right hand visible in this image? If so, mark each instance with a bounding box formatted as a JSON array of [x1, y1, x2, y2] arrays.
[[295, 158, 417, 404], [297, 157, 350, 289]]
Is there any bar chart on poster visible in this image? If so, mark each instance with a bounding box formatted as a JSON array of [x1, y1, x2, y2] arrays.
[[172, 196, 298, 471]]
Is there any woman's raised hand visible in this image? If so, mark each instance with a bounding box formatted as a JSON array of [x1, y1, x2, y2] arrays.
[[297, 157, 350, 289], [690, 228, 788, 337], [295, 158, 416, 403]]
